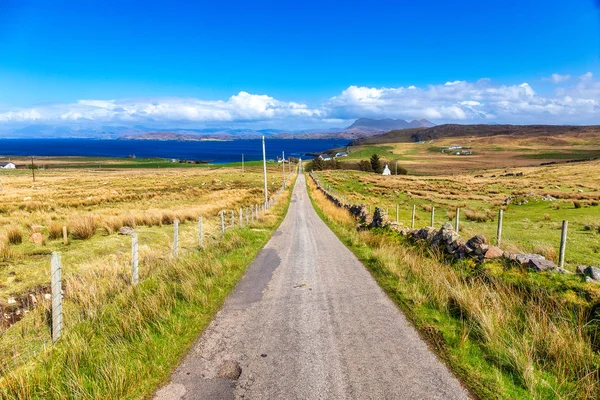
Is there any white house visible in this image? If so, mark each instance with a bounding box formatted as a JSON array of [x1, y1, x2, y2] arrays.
[[382, 164, 391, 176], [335, 152, 348, 158], [319, 154, 332, 161], [0, 162, 16, 169]]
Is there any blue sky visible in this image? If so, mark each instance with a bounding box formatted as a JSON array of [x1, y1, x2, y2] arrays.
[[0, 0, 599, 131]]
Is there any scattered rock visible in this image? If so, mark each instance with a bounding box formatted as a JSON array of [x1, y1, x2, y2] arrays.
[[7, 297, 16, 304], [119, 226, 135, 235], [541, 195, 556, 201], [217, 360, 242, 380]]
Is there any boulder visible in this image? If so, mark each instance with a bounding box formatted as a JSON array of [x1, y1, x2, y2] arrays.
[[370, 207, 388, 228], [528, 258, 557, 272], [484, 246, 503, 259], [119, 226, 135, 235], [29, 232, 44, 244], [582, 266, 600, 281]]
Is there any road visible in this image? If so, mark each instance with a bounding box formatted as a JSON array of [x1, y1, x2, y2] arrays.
[[154, 173, 470, 400]]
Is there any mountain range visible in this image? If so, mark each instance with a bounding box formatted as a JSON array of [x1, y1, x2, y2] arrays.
[[0, 118, 435, 140]]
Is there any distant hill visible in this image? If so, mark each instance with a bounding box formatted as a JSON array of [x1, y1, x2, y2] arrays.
[[351, 124, 600, 145], [347, 118, 435, 131]]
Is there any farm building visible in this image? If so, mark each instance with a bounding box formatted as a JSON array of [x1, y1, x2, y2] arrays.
[[0, 162, 16, 169], [319, 154, 332, 161]]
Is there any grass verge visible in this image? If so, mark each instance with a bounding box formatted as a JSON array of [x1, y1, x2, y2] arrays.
[[0, 176, 295, 399], [306, 176, 600, 400]]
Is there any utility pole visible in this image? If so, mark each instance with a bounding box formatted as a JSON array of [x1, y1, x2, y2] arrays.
[[282, 151, 286, 189], [262, 136, 268, 208], [395, 160, 398, 175]]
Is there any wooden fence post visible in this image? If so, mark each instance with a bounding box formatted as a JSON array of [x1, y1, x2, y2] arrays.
[[239, 207, 243, 227], [51, 252, 62, 343], [411, 204, 416, 229], [497, 209, 503, 247], [231, 210, 235, 227], [198, 216, 203, 247], [431, 206, 435, 228], [455, 208, 460, 232], [62, 225, 68, 245], [131, 232, 139, 285], [220, 211, 225, 235], [173, 219, 179, 257], [559, 220, 568, 269]]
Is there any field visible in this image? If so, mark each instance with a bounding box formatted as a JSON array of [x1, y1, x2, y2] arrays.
[[316, 159, 600, 271], [0, 159, 295, 398], [338, 131, 600, 175]]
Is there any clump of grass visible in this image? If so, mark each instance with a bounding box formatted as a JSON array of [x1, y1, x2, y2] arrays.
[[543, 214, 551, 221], [48, 222, 64, 240], [533, 244, 558, 262], [574, 201, 582, 209], [422, 204, 433, 212], [6, 225, 23, 245], [70, 216, 99, 240], [0, 236, 12, 259], [464, 209, 489, 223], [161, 212, 175, 225]]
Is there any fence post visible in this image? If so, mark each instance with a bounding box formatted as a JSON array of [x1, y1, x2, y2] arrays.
[[455, 208, 460, 232], [62, 225, 68, 245], [431, 206, 435, 228], [559, 220, 568, 269], [198, 216, 203, 247], [51, 252, 62, 343], [239, 207, 243, 227], [411, 204, 416, 229], [220, 211, 225, 235], [246, 208, 249, 226], [131, 232, 139, 285], [231, 210, 235, 227], [497, 209, 503, 247], [396, 204, 399, 223], [173, 219, 179, 257]]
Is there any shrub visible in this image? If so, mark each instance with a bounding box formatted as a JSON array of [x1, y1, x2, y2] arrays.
[[70, 216, 99, 240], [6, 225, 23, 245], [48, 222, 64, 240], [573, 201, 582, 209], [357, 160, 373, 172]]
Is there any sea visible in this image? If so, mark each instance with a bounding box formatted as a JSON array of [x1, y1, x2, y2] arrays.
[[0, 138, 348, 163]]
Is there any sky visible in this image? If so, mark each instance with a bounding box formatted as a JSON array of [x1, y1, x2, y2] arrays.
[[0, 0, 599, 132]]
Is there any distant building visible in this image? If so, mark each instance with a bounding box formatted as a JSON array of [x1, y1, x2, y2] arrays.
[[382, 164, 391, 176], [335, 152, 348, 158], [0, 162, 16, 169], [319, 154, 332, 161]]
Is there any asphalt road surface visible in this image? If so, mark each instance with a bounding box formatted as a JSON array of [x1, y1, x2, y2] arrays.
[[154, 173, 470, 400]]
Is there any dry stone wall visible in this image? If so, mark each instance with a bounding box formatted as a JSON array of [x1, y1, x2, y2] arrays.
[[309, 172, 599, 281]]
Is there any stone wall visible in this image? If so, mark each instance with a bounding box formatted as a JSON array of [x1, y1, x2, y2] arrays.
[[309, 172, 600, 282]]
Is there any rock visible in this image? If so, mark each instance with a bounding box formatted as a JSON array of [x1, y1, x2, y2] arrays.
[[556, 267, 572, 274], [484, 246, 503, 259], [541, 195, 556, 201], [7, 297, 16, 304], [528, 258, 557, 272], [512, 253, 546, 267], [576, 265, 587, 275], [119, 226, 135, 235], [370, 207, 388, 228], [217, 359, 242, 380], [584, 266, 600, 281], [29, 232, 44, 244]]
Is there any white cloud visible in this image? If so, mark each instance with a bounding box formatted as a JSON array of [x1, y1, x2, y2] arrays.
[[545, 73, 571, 83], [1, 74, 600, 129]]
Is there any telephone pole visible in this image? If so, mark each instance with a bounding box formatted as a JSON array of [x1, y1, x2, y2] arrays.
[[262, 136, 268, 208]]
